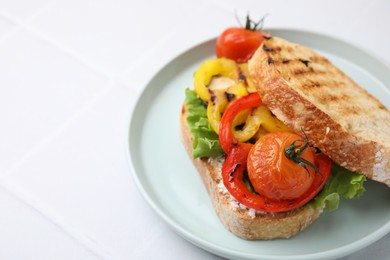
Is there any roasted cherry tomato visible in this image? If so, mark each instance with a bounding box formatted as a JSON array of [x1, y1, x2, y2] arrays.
[[216, 15, 266, 63], [247, 132, 316, 201], [219, 93, 332, 212]]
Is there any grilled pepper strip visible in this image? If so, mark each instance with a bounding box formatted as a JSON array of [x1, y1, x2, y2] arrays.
[[194, 58, 249, 134], [219, 93, 332, 212], [256, 105, 292, 133], [219, 93, 262, 153], [207, 89, 229, 133], [194, 58, 241, 101]]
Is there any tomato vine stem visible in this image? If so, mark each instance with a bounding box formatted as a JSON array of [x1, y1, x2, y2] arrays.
[[284, 130, 323, 177], [234, 11, 268, 31]]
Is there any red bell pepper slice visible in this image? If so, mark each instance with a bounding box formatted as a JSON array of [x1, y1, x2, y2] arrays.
[[219, 93, 262, 153]]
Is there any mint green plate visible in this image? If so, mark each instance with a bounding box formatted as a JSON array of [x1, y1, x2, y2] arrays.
[[128, 29, 390, 260]]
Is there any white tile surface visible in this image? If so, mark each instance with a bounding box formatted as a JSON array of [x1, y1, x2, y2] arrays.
[[0, 0, 388, 259], [28, 0, 206, 76], [0, 29, 110, 174], [0, 14, 16, 38], [0, 186, 100, 260], [0, 0, 57, 21], [3, 84, 135, 258]]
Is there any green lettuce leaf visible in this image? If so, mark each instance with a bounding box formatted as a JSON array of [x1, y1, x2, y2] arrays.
[[311, 163, 367, 211], [184, 88, 224, 158]]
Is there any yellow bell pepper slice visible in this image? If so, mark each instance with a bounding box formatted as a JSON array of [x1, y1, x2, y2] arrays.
[[226, 82, 248, 97], [232, 106, 264, 142], [232, 105, 292, 142], [194, 58, 238, 102], [257, 105, 292, 133], [207, 82, 249, 134], [207, 89, 229, 133], [252, 125, 269, 140], [194, 58, 250, 134]]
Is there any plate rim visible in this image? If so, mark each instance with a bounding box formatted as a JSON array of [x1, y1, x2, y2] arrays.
[[126, 28, 390, 260]]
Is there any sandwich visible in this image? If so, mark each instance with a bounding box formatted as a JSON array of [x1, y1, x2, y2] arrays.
[[180, 18, 390, 240]]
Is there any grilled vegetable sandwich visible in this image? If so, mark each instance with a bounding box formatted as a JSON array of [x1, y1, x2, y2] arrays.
[[180, 17, 390, 240]]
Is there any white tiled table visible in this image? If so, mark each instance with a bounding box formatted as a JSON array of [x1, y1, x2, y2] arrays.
[[0, 0, 389, 259]]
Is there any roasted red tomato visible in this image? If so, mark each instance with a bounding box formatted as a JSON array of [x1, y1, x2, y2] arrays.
[[216, 15, 265, 63], [247, 132, 316, 201]]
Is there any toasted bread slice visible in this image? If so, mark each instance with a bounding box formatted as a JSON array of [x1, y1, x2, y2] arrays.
[[180, 104, 323, 240], [248, 36, 390, 187]]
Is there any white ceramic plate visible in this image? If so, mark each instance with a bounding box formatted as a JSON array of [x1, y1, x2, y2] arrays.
[[128, 29, 390, 260]]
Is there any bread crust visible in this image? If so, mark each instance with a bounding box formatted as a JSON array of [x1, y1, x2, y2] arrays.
[[248, 36, 390, 187], [180, 104, 323, 240]]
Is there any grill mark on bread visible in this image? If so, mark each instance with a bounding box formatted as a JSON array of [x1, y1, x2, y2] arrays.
[[264, 36, 387, 117], [266, 52, 357, 105], [292, 67, 314, 75], [263, 44, 281, 53], [300, 59, 310, 67]]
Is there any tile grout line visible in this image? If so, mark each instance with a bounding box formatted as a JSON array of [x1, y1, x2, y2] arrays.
[[0, 2, 117, 82], [0, 10, 29, 43], [0, 82, 122, 260], [23, 23, 118, 80], [0, 0, 62, 42], [14, 0, 63, 23], [24, 0, 125, 81], [0, 180, 121, 260], [0, 80, 117, 181]]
